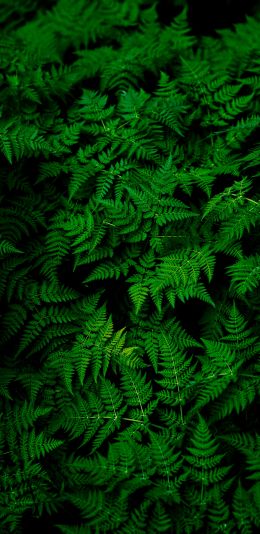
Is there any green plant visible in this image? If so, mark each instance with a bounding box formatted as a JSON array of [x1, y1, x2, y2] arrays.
[[0, 1, 259, 532]]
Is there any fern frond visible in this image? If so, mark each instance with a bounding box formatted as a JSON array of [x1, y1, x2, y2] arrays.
[[227, 254, 260, 296], [233, 481, 255, 534], [0, 239, 23, 255], [184, 416, 231, 503]]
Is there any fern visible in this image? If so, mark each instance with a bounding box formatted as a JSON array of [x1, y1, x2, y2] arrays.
[[184, 416, 231, 504], [227, 254, 260, 296], [0, 2, 259, 532], [233, 481, 256, 534], [0, 239, 23, 255]]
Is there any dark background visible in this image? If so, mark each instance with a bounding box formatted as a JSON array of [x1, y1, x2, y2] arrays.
[[159, 0, 260, 33]]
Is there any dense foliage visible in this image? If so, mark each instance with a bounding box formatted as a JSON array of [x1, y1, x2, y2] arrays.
[[0, 0, 259, 532]]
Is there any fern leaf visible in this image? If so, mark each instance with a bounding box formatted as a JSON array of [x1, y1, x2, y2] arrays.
[[0, 240, 23, 255], [227, 255, 260, 296]]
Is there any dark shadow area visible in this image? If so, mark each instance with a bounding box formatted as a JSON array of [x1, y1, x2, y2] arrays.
[[22, 503, 77, 533], [188, 0, 259, 35], [157, 0, 259, 35], [173, 297, 206, 340]]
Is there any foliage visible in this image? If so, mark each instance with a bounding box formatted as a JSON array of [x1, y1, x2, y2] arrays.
[[0, 0, 259, 532]]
